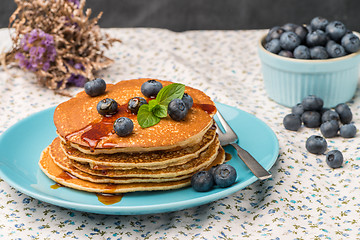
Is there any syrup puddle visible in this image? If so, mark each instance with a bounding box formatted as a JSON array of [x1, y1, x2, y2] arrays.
[[96, 193, 124, 205], [225, 152, 232, 162], [50, 183, 62, 189], [50, 185, 124, 205]]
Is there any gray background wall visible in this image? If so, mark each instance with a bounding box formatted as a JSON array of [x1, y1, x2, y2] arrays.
[[0, 0, 359, 31]]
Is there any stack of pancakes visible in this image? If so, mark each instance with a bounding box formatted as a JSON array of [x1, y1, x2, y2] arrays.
[[39, 78, 225, 193]]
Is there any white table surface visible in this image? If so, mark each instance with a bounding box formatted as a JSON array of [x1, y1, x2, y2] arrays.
[[0, 28, 360, 239]]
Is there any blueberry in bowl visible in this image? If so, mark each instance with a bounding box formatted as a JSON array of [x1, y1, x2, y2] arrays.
[[258, 16, 360, 108]]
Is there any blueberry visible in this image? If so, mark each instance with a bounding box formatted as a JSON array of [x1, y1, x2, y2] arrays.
[[326, 150, 343, 168], [294, 25, 308, 43], [84, 78, 106, 97], [127, 97, 147, 114], [306, 30, 328, 47], [310, 17, 329, 31], [97, 98, 118, 116], [191, 171, 214, 192], [213, 164, 237, 188], [209, 164, 220, 179], [301, 111, 321, 128], [335, 103, 352, 124], [326, 40, 337, 49], [301, 95, 324, 111], [325, 21, 347, 42], [321, 110, 340, 123], [293, 45, 311, 59], [339, 124, 357, 138], [282, 23, 299, 32], [168, 98, 188, 121], [265, 26, 285, 42], [305, 24, 313, 34], [278, 50, 294, 58], [292, 103, 304, 116], [280, 31, 301, 51], [265, 39, 281, 54], [181, 93, 193, 109], [319, 107, 330, 116], [341, 33, 360, 53], [141, 79, 163, 98], [305, 135, 327, 154], [310, 46, 329, 59], [283, 114, 302, 131], [320, 120, 339, 138], [327, 43, 346, 58], [113, 117, 134, 137]]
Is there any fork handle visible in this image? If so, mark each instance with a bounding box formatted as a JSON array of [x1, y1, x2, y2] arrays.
[[230, 143, 272, 180]]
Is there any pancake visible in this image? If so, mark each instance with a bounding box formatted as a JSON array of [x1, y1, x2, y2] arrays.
[[62, 126, 217, 170], [54, 78, 216, 153], [49, 139, 196, 183], [68, 137, 220, 178], [39, 78, 224, 194], [39, 145, 225, 193]]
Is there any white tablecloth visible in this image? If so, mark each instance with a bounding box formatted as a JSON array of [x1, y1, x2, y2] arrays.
[[1, 28, 360, 239]]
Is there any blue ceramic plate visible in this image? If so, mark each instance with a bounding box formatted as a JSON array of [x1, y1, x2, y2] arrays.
[[0, 102, 278, 215]]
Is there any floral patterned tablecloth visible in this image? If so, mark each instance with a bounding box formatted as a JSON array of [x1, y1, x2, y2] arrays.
[[0, 28, 360, 240]]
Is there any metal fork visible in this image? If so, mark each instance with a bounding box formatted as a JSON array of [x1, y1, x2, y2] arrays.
[[215, 111, 272, 180]]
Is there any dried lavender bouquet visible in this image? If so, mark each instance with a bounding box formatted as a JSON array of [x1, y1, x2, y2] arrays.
[[4, 0, 119, 89]]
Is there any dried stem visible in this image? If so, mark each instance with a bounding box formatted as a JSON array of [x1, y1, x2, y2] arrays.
[[4, 0, 120, 89]]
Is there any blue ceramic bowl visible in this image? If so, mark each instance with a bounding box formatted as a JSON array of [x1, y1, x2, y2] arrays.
[[258, 33, 360, 108]]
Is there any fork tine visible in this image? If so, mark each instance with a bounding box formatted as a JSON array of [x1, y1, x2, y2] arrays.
[[216, 111, 234, 133]]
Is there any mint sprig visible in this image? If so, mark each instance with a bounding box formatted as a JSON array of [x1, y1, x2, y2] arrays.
[[137, 104, 161, 128], [137, 83, 185, 128]]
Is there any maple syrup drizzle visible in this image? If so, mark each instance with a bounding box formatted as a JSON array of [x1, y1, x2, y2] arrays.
[[57, 171, 78, 180], [50, 184, 124, 205], [96, 193, 124, 205], [65, 103, 136, 151], [193, 103, 216, 114], [65, 100, 215, 151]]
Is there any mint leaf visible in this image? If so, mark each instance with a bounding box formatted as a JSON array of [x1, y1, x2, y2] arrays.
[[156, 83, 185, 106], [152, 104, 167, 118], [137, 83, 186, 128], [137, 104, 160, 128], [148, 99, 159, 112]]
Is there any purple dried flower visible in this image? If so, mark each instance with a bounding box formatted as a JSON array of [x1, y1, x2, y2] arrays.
[[16, 29, 56, 72], [74, 63, 84, 70], [68, 0, 80, 7], [28, 29, 39, 44], [41, 34, 54, 47], [65, 61, 87, 87], [67, 73, 87, 87], [42, 62, 50, 71], [15, 52, 27, 68]]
